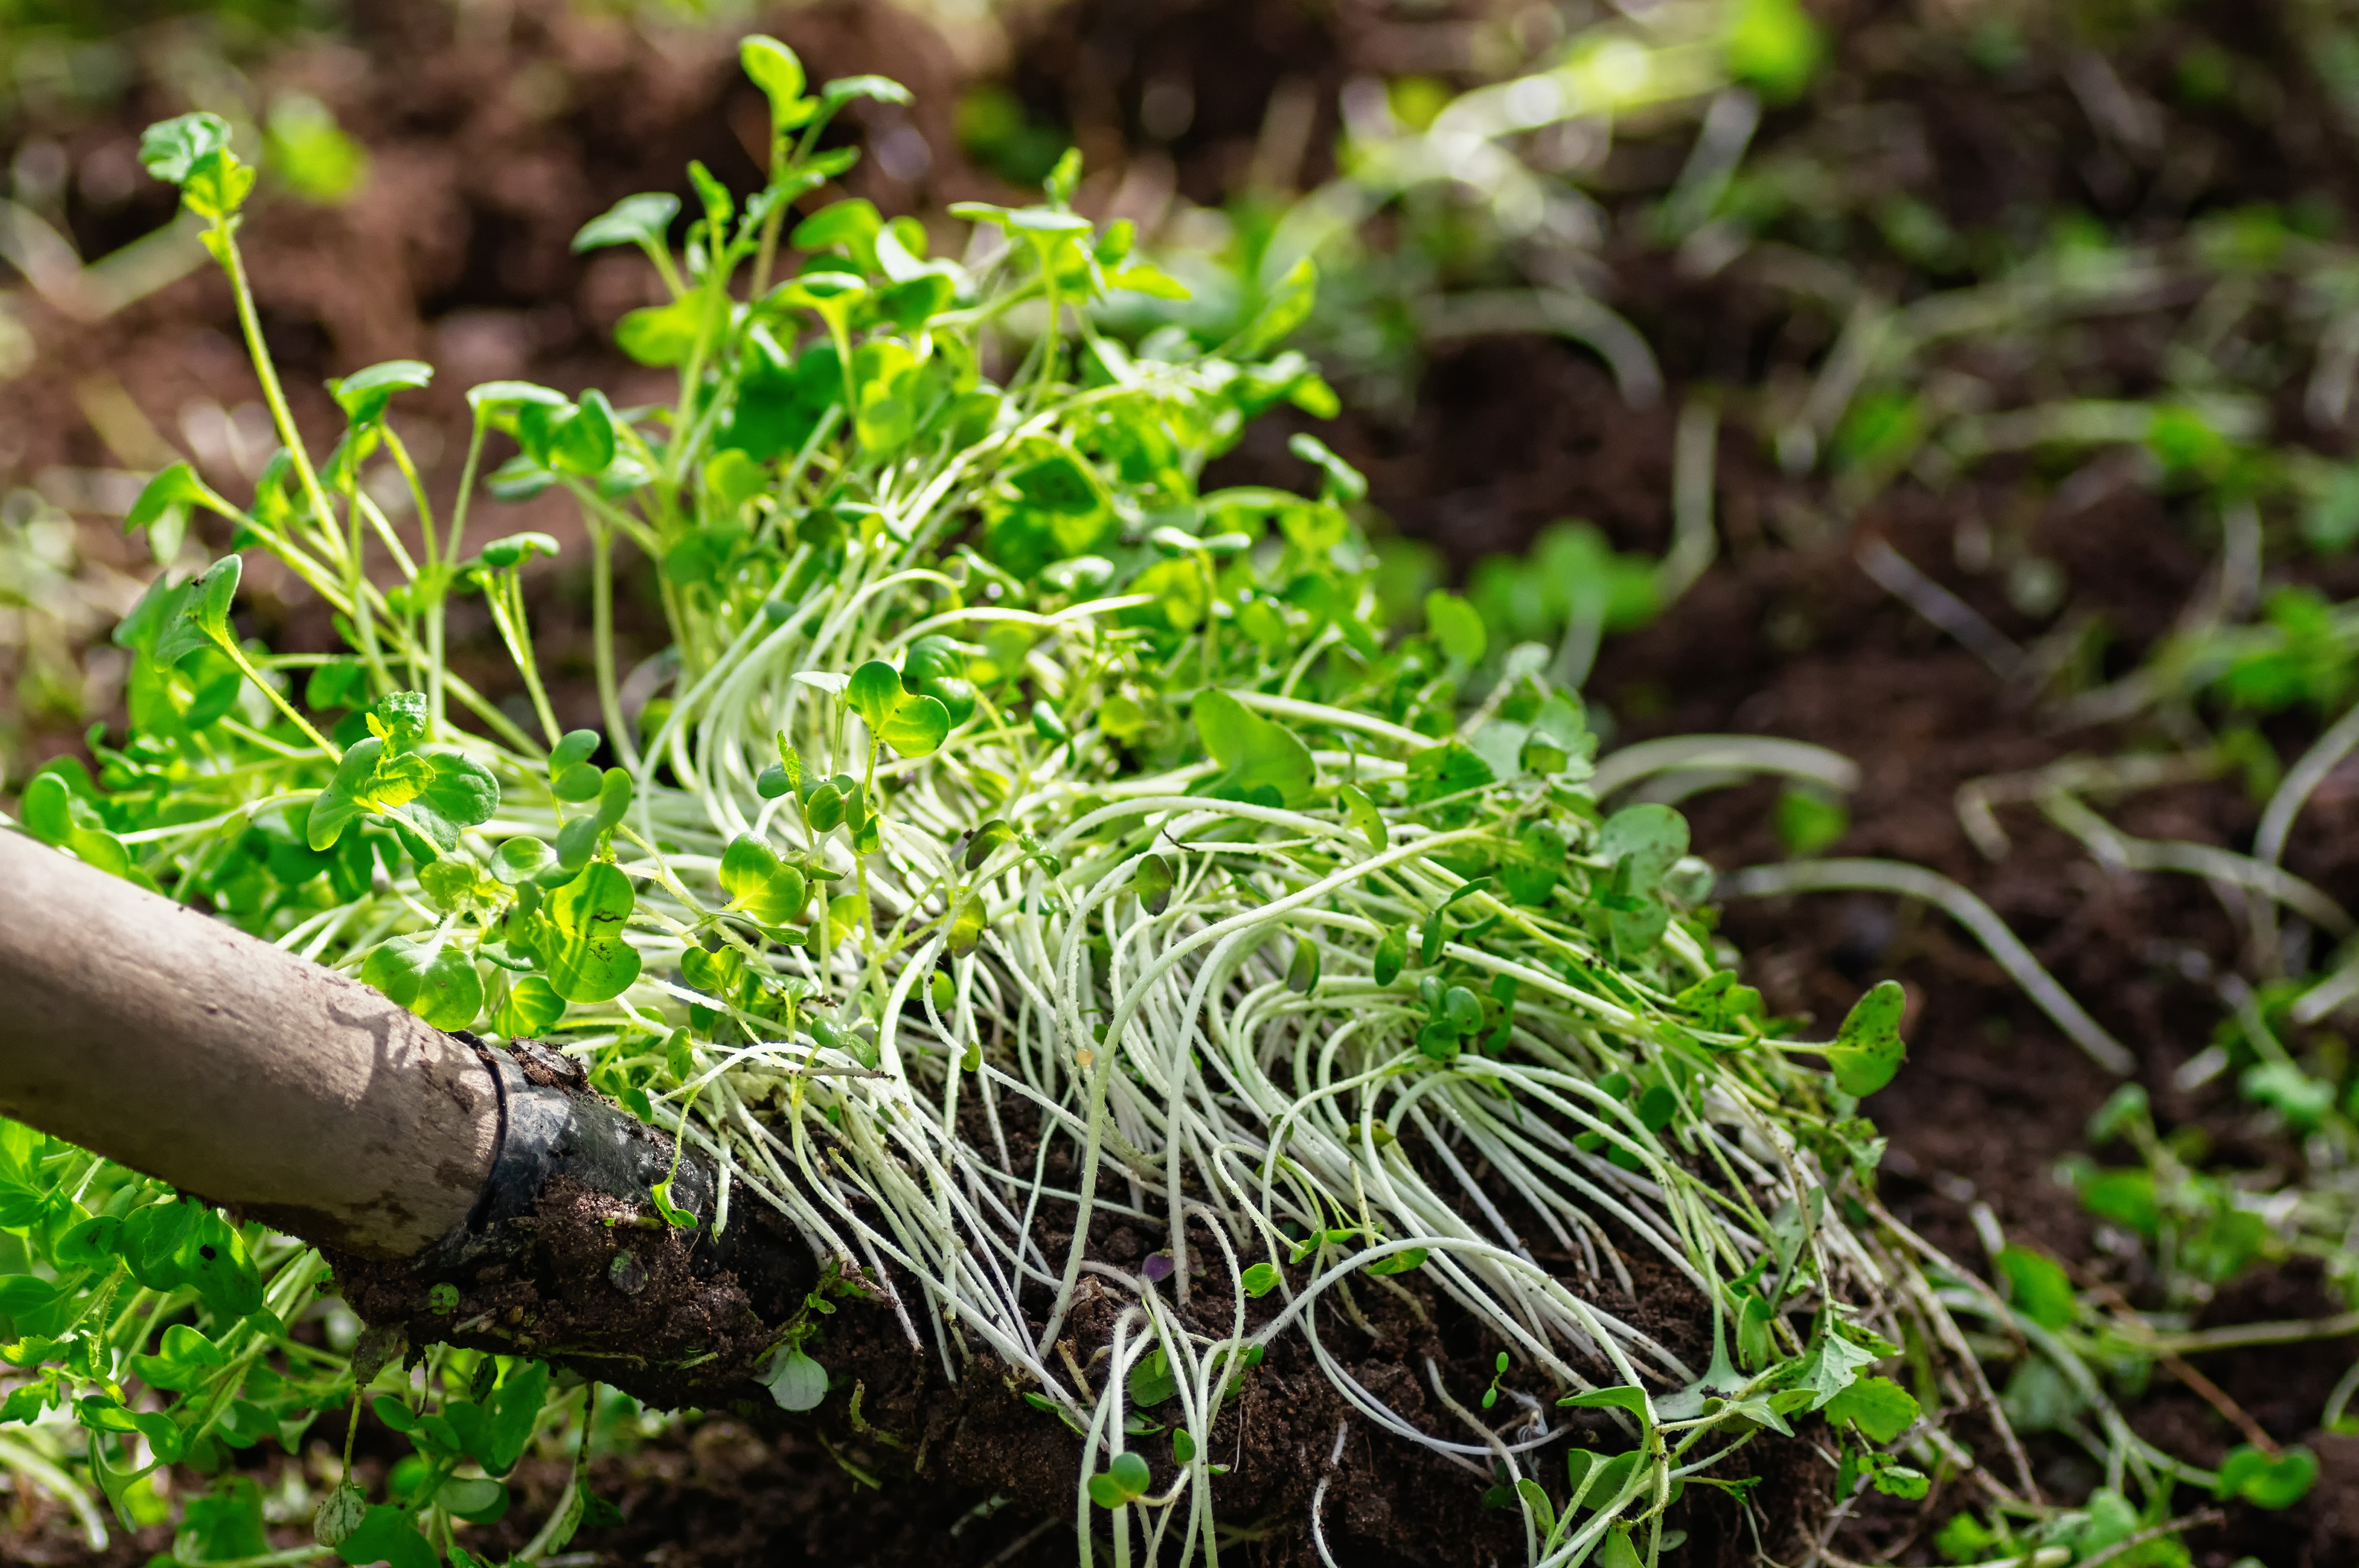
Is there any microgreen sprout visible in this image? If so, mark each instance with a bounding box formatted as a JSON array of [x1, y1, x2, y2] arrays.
[[0, 37, 2022, 1567]]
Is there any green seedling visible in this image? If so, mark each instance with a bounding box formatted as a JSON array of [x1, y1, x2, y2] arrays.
[[0, 38, 2010, 1568]]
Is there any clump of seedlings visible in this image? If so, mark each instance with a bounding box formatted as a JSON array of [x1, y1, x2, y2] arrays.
[[1, 41, 2002, 1566]]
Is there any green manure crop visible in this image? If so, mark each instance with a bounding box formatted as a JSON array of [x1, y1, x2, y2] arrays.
[[0, 35, 2005, 1568]]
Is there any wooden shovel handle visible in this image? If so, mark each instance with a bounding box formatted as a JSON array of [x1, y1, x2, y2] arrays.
[[0, 829, 496, 1258]]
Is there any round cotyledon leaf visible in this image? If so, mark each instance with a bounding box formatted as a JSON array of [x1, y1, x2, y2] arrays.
[[876, 692, 950, 759], [763, 1346, 828, 1412], [1818, 978, 1908, 1097], [2215, 1443, 2318, 1510], [360, 933, 484, 1031], [845, 659, 905, 730], [543, 863, 642, 1003]]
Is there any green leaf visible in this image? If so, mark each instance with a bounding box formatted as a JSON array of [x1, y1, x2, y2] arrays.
[[551, 392, 617, 477], [1101, 1450, 1151, 1501], [492, 976, 565, 1037], [2215, 1443, 2318, 1509], [183, 147, 258, 221], [2078, 1167, 2160, 1237], [1872, 1463, 1930, 1500], [763, 1346, 828, 1412], [1563, 1385, 1652, 1423], [179, 1209, 262, 1317], [544, 863, 642, 1003], [1287, 432, 1367, 503], [266, 93, 367, 204], [840, 659, 952, 759], [806, 780, 845, 833], [18, 773, 149, 887], [720, 835, 808, 923], [180, 1477, 269, 1563], [139, 113, 232, 185], [1726, 0, 1824, 102], [126, 462, 235, 539], [477, 1361, 549, 1476], [121, 1199, 196, 1291], [1791, 1323, 1880, 1410], [479, 531, 561, 571], [1231, 257, 1317, 357], [740, 37, 814, 129], [1424, 591, 1486, 666], [793, 199, 882, 256], [593, 767, 634, 831], [184, 555, 242, 658], [1599, 803, 1688, 896], [1286, 939, 1320, 994], [877, 693, 951, 759], [615, 297, 705, 368], [680, 944, 746, 1004], [1241, 1262, 1280, 1297], [1994, 1245, 2077, 1331], [392, 751, 502, 853], [1108, 262, 1191, 299], [719, 834, 779, 897], [1596, 1526, 1643, 1568], [361, 933, 484, 1030], [847, 660, 906, 729], [19, 770, 73, 845], [436, 1476, 508, 1525], [965, 819, 1013, 871], [572, 192, 682, 254], [1820, 979, 1908, 1097], [1340, 783, 1386, 854], [1405, 739, 1495, 806], [329, 360, 433, 424], [307, 738, 385, 850], [772, 269, 870, 315], [552, 763, 603, 802], [551, 730, 600, 770], [1775, 787, 1849, 857], [823, 74, 912, 109], [334, 1505, 439, 1568], [54, 1214, 122, 1268], [1821, 1375, 1919, 1443], [1373, 926, 1408, 987], [1513, 1478, 1556, 1534], [122, 555, 245, 673], [1127, 1348, 1178, 1409], [1134, 853, 1174, 915], [467, 380, 570, 418], [1194, 689, 1314, 806], [1365, 1247, 1427, 1276]]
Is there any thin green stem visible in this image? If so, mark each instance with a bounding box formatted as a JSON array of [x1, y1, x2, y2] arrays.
[[340, 465, 391, 696], [214, 634, 340, 759], [213, 219, 344, 583], [588, 515, 640, 770], [483, 573, 563, 748]]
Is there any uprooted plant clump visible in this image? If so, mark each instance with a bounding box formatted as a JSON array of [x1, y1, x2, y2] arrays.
[[0, 38, 2014, 1568]]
